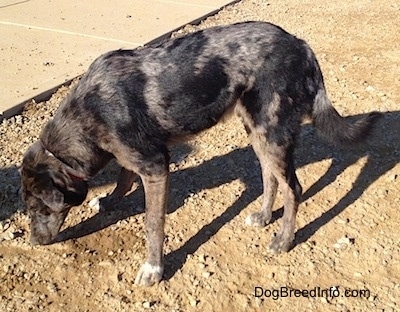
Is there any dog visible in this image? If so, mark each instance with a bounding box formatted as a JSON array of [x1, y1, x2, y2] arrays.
[[21, 21, 380, 286]]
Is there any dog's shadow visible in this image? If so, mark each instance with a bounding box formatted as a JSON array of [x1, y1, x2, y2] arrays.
[[48, 111, 400, 280], [0, 165, 22, 220]]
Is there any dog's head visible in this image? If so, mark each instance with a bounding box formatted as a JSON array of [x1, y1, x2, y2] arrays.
[[20, 141, 88, 245]]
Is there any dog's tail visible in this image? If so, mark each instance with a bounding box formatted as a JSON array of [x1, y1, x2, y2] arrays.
[[305, 41, 381, 145], [312, 88, 381, 145]]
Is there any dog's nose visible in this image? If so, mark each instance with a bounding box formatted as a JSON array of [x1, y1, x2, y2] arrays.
[[30, 234, 52, 246]]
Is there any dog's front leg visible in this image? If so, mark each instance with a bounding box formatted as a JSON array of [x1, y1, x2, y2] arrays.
[[134, 172, 169, 286], [98, 168, 137, 210]]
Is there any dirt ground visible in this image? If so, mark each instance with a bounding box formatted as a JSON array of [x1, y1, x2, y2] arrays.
[[1, 0, 399, 311]]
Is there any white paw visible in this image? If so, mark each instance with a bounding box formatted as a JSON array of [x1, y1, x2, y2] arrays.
[[134, 262, 163, 287], [245, 212, 270, 228]]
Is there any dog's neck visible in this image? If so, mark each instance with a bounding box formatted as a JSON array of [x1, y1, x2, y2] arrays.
[[39, 140, 87, 181]]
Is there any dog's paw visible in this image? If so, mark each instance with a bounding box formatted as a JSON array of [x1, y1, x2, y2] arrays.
[[245, 212, 270, 227], [134, 262, 163, 287], [268, 233, 293, 254]]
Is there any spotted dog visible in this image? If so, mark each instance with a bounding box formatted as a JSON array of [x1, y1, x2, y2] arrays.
[[21, 21, 380, 286]]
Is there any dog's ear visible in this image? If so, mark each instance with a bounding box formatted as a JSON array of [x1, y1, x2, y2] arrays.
[[36, 184, 65, 212], [49, 169, 88, 207], [30, 171, 65, 212], [32, 169, 88, 211]]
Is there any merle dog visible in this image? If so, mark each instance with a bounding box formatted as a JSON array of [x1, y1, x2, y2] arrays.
[[21, 21, 380, 286]]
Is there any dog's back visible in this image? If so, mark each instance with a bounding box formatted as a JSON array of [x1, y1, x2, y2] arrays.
[[65, 22, 318, 137]]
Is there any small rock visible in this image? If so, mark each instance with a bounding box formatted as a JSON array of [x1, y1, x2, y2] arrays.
[[88, 197, 100, 210], [88, 194, 107, 211], [337, 218, 349, 224], [174, 236, 182, 243], [7, 232, 15, 240], [334, 235, 355, 248], [134, 302, 143, 309], [39, 293, 47, 300], [198, 254, 206, 263], [190, 299, 198, 307], [379, 213, 388, 221], [0, 221, 10, 232], [47, 282, 58, 293], [202, 271, 211, 279], [142, 301, 152, 309], [337, 236, 355, 245], [354, 272, 362, 277], [366, 85, 375, 92], [368, 295, 375, 302]]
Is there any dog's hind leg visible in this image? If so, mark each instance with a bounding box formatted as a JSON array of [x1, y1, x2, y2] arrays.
[[237, 91, 302, 254], [245, 129, 301, 253], [264, 143, 302, 254], [245, 132, 278, 227]]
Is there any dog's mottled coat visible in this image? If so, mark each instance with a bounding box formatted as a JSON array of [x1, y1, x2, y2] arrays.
[[21, 21, 380, 286]]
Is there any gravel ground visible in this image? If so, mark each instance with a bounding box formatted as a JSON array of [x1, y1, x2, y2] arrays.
[[1, 0, 399, 311]]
